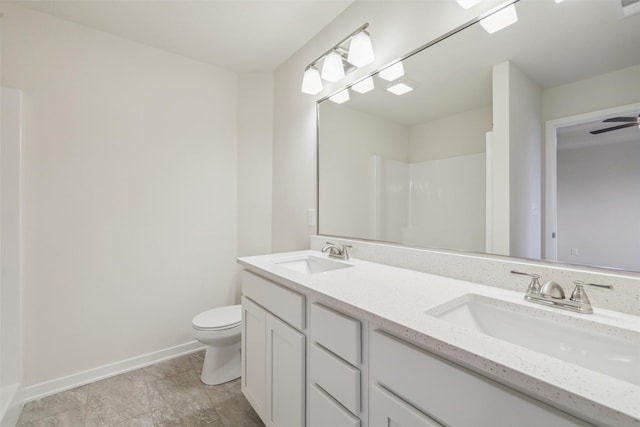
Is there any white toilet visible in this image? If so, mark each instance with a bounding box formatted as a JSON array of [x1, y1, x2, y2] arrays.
[[191, 304, 242, 385]]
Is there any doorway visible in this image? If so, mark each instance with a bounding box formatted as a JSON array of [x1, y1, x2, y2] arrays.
[[544, 102, 640, 270]]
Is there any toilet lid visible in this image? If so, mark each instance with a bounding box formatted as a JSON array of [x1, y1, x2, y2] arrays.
[[192, 305, 241, 330]]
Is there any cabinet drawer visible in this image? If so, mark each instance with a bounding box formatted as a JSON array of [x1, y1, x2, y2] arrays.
[[369, 384, 442, 427], [308, 384, 360, 427], [311, 303, 360, 365], [370, 330, 591, 427], [310, 344, 360, 415], [242, 270, 305, 330]]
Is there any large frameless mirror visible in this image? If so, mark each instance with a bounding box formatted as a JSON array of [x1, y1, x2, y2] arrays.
[[318, 0, 640, 272]]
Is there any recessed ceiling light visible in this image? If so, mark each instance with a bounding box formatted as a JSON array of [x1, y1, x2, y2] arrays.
[[352, 77, 375, 94], [329, 89, 350, 104], [386, 82, 414, 96], [480, 4, 518, 34], [378, 61, 405, 81]]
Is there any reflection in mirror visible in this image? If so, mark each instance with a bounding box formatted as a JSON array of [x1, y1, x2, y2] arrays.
[[318, 0, 640, 272], [548, 104, 640, 271]]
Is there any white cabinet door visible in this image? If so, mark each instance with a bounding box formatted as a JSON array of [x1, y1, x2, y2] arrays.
[[369, 384, 442, 427], [308, 384, 360, 427], [241, 296, 267, 422], [371, 330, 592, 427], [266, 313, 306, 427]]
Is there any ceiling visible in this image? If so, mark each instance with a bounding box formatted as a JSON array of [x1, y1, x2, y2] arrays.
[[12, 0, 354, 72], [327, 0, 640, 126]]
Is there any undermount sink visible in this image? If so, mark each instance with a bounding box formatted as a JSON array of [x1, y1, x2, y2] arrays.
[[426, 294, 640, 385], [274, 255, 352, 274]]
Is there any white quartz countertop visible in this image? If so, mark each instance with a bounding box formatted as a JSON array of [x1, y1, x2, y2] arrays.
[[237, 250, 640, 427]]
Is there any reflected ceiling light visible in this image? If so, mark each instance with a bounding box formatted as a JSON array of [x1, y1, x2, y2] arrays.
[[554, 0, 565, 2], [351, 77, 375, 94], [301, 23, 374, 94], [386, 82, 414, 96], [621, 0, 640, 16], [378, 61, 405, 81], [329, 89, 350, 104], [301, 67, 323, 95], [321, 51, 346, 82], [456, 0, 483, 9], [480, 4, 518, 34], [347, 31, 375, 67]]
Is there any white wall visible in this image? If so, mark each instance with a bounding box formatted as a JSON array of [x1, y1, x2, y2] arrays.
[[1, 87, 23, 427], [319, 102, 409, 240], [492, 62, 542, 258], [543, 64, 640, 121], [490, 62, 511, 256], [557, 141, 640, 271], [409, 106, 491, 162], [1, 3, 238, 389], [507, 64, 542, 260], [237, 73, 274, 258], [271, 0, 506, 252]]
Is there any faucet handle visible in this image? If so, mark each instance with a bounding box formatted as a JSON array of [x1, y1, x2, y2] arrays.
[[342, 245, 352, 260], [573, 280, 613, 290], [510, 270, 542, 294], [570, 280, 612, 305]]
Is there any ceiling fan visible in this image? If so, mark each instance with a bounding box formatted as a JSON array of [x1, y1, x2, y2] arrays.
[[589, 114, 640, 135]]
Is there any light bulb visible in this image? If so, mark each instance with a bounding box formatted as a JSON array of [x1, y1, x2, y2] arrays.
[[378, 61, 404, 81], [351, 77, 375, 94], [329, 89, 350, 104], [301, 67, 323, 95], [347, 32, 375, 67], [321, 51, 345, 82], [455, 0, 482, 9], [480, 4, 518, 34]]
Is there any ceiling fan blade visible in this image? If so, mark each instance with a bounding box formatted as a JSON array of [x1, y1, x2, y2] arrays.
[[603, 116, 639, 123], [590, 123, 638, 135]]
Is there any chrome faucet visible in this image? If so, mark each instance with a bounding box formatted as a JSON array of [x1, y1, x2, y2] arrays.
[[321, 242, 352, 260], [510, 271, 613, 314]]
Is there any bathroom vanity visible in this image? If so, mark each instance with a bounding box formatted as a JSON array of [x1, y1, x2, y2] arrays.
[[238, 250, 640, 427]]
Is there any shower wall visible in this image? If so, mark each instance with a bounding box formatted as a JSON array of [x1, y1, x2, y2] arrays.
[[373, 153, 486, 252]]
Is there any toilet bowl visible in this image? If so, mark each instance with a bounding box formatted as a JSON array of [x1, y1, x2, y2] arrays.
[[192, 304, 242, 385]]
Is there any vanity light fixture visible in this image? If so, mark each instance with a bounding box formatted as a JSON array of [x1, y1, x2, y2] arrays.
[[321, 51, 346, 82], [351, 77, 375, 94], [301, 66, 323, 95], [386, 82, 414, 96], [456, 0, 483, 9], [347, 31, 375, 67], [378, 61, 405, 81], [301, 23, 374, 94], [329, 89, 350, 104], [480, 4, 518, 34]]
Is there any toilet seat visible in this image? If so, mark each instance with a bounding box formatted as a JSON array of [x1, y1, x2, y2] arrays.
[[192, 304, 241, 331]]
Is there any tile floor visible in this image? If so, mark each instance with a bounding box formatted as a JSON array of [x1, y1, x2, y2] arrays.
[[16, 351, 264, 427]]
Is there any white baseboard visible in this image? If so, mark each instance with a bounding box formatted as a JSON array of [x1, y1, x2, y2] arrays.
[[23, 341, 205, 403]]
